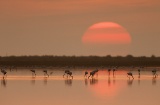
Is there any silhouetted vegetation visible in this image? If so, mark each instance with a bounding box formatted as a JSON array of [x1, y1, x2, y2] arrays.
[[0, 55, 160, 67]]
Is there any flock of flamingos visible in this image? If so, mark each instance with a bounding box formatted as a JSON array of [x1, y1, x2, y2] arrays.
[[0, 66, 159, 80]]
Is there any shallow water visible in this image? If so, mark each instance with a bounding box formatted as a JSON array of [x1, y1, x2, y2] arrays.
[[0, 67, 160, 105]]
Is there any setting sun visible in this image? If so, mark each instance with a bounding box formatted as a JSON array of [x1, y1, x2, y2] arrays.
[[82, 22, 131, 44]]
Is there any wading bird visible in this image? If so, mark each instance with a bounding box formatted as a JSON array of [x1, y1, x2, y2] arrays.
[[152, 69, 158, 78], [84, 71, 88, 77], [113, 67, 118, 77], [127, 72, 134, 79], [63, 70, 70, 78], [138, 69, 141, 78], [30, 70, 36, 77], [108, 68, 111, 76], [88, 69, 99, 79], [67, 71, 73, 79], [43, 70, 49, 77], [1, 69, 7, 79]]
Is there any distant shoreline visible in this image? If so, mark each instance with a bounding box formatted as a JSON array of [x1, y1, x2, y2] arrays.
[[0, 55, 159, 67]]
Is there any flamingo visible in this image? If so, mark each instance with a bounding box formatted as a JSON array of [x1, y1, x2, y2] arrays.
[[152, 69, 158, 78], [108, 68, 111, 76], [127, 72, 134, 79], [84, 71, 88, 77], [113, 67, 117, 77], [1, 69, 7, 79], [63, 70, 70, 78], [43, 70, 49, 77], [138, 69, 141, 78], [30, 70, 36, 77], [66, 71, 73, 79], [88, 69, 99, 79]]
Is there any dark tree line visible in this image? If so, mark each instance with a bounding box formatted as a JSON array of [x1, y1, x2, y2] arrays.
[[0, 55, 159, 67]]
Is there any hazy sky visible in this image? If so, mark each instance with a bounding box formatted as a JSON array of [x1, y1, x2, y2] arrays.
[[0, 0, 160, 56]]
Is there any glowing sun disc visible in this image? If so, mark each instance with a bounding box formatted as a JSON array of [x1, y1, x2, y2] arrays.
[[82, 22, 131, 44]]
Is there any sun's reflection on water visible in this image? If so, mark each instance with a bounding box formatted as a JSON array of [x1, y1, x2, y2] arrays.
[[88, 78, 125, 99]]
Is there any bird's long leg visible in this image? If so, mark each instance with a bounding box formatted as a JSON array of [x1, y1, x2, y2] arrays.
[[154, 74, 157, 78], [88, 75, 91, 79], [131, 75, 134, 79], [153, 73, 155, 78], [46, 73, 49, 77], [63, 73, 65, 78]]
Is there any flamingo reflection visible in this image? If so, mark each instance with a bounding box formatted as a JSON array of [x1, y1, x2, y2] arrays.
[[1, 78, 7, 87], [152, 77, 156, 85], [108, 76, 111, 86], [85, 78, 88, 86], [90, 78, 98, 85], [31, 77, 36, 85], [65, 78, 72, 86], [44, 77, 48, 85], [127, 79, 133, 86]]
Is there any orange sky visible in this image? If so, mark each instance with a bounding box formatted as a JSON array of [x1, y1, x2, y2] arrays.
[[0, 0, 160, 56]]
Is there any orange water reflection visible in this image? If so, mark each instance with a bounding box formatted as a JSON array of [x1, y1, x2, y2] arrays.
[[88, 78, 125, 99], [1, 78, 7, 87]]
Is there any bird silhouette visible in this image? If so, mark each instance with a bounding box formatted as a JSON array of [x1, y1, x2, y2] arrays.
[[84, 71, 88, 77], [63, 70, 70, 78], [108, 68, 111, 76], [113, 67, 117, 77], [1, 69, 7, 79], [43, 70, 49, 77], [30, 70, 36, 77], [66, 71, 73, 79], [138, 69, 141, 78], [152, 69, 158, 78], [88, 69, 99, 79], [127, 72, 134, 79]]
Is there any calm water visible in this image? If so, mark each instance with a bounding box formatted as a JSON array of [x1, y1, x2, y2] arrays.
[[0, 67, 160, 105]]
